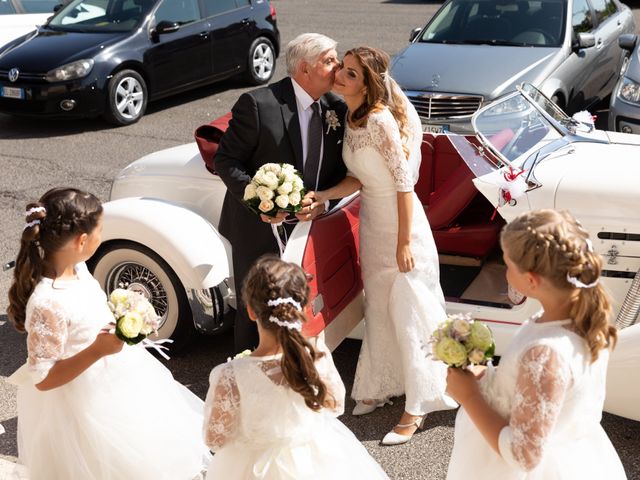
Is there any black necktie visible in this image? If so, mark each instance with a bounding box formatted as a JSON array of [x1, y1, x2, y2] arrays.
[[304, 102, 322, 191]]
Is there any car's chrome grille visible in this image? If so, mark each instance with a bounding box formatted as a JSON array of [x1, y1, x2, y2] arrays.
[[0, 70, 46, 83], [406, 92, 483, 120]]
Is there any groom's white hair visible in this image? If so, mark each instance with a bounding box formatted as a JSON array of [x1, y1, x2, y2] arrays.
[[286, 33, 337, 76]]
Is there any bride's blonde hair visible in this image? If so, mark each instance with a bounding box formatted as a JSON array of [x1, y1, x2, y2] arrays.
[[345, 46, 410, 160], [501, 209, 616, 362]]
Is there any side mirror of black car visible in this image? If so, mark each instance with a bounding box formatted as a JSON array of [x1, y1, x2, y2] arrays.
[[618, 33, 637, 52], [155, 21, 180, 35], [409, 27, 421, 43]]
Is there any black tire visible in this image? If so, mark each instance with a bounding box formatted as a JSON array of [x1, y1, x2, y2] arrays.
[[244, 37, 276, 85], [103, 69, 148, 126], [89, 242, 195, 350]]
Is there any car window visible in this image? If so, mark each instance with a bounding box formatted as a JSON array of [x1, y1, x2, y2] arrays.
[[572, 0, 594, 33], [155, 0, 200, 24], [202, 0, 235, 17], [0, 0, 17, 14], [589, 0, 616, 24], [19, 0, 58, 13], [49, 0, 152, 32], [419, 0, 565, 47], [234, 0, 249, 5]]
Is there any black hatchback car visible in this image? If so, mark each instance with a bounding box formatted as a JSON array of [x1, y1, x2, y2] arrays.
[[0, 0, 279, 125]]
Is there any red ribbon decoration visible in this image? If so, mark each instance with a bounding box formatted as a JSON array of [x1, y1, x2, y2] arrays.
[[490, 166, 526, 221]]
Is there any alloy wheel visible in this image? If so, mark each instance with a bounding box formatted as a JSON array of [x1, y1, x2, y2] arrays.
[[252, 42, 274, 82], [114, 76, 144, 120]]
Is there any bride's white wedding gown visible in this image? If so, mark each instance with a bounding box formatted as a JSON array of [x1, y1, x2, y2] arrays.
[[345, 104, 454, 415], [9, 263, 210, 480], [448, 315, 626, 479]]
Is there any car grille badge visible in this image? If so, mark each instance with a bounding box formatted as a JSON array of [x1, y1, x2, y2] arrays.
[[431, 74, 440, 89], [8, 68, 20, 83]]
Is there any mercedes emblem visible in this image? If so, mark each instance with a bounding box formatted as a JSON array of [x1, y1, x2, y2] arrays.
[[8, 68, 19, 83]]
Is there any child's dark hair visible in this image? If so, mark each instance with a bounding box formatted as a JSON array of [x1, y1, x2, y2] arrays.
[[501, 209, 616, 362], [8, 188, 103, 332], [242, 255, 333, 411]]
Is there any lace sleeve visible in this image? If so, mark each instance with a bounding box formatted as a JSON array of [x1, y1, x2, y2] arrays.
[[312, 337, 346, 416], [26, 302, 69, 384], [369, 110, 414, 192], [498, 345, 571, 471], [203, 363, 240, 451]]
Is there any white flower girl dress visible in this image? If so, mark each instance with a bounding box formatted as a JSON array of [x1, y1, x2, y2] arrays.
[[203, 340, 389, 479], [9, 263, 210, 480], [447, 314, 626, 480]]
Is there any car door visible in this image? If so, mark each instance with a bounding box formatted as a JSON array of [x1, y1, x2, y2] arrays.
[[589, 0, 627, 97], [201, 0, 253, 77], [145, 0, 212, 95], [283, 195, 364, 351]]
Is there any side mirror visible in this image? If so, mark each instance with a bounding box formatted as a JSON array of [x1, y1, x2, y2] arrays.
[[155, 20, 180, 35], [409, 27, 422, 43], [618, 33, 637, 52], [575, 32, 596, 50]]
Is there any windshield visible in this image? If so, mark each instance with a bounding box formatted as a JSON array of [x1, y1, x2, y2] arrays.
[[47, 0, 154, 32], [419, 0, 566, 47], [472, 89, 564, 163]]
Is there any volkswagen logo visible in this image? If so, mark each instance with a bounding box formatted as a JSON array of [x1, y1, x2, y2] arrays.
[[8, 68, 19, 83]]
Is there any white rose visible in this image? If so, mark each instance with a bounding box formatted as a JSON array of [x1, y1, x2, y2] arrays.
[[263, 171, 280, 190], [288, 191, 301, 206], [277, 182, 293, 195], [256, 185, 274, 201], [468, 348, 486, 365], [259, 199, 274, 213], [451, 318, 471, 341], [263, 163, 281, 174], [275, 195, 289, 209], [253, 171, 266, 186], [118, 312, 144, 338], [243, 183, 258, 200], [292, 176, 304, 192], [282, 170, 295, 182], [109, 288, 130, 306]]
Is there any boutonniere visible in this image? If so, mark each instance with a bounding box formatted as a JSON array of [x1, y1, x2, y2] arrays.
[[325, 109, 341, 134]]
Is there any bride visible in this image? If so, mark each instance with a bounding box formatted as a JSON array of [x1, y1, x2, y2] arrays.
[[308, 46, 456, 445]]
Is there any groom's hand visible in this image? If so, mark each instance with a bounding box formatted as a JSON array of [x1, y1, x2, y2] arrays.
[[261, 211, 289, 224], [296, 192, 326, 222]]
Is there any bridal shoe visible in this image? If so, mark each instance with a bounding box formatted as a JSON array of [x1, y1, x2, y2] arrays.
[[380, 415, 427, 446], [352, 398, 393, 416]]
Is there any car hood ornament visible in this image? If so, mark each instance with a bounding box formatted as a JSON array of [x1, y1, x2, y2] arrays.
[[8, 68, 19, 83]]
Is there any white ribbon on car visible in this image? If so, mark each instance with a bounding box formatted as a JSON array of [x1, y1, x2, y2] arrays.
[[141, 337, 174, 360], [271, 223, 287, 257]]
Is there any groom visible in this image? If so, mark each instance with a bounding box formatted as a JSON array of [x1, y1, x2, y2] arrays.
[[215, 33, 348, 352]]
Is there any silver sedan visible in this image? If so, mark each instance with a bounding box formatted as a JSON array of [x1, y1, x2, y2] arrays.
[[391, 0, 635, 133]]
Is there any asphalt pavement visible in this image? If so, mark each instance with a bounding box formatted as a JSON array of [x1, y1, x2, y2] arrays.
[[1, 1, 640, 478]]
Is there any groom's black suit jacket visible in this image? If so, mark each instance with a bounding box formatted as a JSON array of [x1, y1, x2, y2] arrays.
[[215, 77, 347, 350]]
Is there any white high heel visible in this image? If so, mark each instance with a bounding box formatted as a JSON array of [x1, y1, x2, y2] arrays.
[[352, 398, 393, 416], [380, 415, 427, 446]]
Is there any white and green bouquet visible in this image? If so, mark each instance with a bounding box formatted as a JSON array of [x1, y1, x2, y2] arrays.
[[243, 163, 305, 217], [430, 313, 495, 368], [108, 288, 160, 345]]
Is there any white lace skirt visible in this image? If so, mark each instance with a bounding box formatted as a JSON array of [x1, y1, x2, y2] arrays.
[[16, 346, 210, 480], [351, 192, 455, 415]]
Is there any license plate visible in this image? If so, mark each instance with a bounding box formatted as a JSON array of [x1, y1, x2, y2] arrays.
[[1, 86, 24, 100], [422, 124, 448, 134]]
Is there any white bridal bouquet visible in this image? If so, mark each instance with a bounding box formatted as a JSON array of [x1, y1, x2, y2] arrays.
[[430, 313, 495, 368], [243, 163, 305, 217], [108, 288, 160, 345]]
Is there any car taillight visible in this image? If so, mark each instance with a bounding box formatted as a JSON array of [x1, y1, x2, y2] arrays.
[[270, 4, 276, 20]]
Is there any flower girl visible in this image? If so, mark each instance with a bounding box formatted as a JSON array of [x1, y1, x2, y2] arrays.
[[203, 255, 389, 479], [7, 188, 210, 480], [446, 209, 626, 479]]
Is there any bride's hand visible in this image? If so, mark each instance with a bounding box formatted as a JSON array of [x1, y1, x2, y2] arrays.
[[296, 191, 328, 222], [396, 242, 415, 273]]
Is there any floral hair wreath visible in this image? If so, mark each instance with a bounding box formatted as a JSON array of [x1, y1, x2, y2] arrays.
[[267, 297, 303, 331]]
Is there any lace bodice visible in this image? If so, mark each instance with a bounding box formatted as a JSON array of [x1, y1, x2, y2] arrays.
[[480, 315, 609, 473], [203, 338, 346, 452], [343, 103, 423, 195], [24, 263, 114, 384]]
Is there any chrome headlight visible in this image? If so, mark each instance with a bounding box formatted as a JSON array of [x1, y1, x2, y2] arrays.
[[618, 77, 640, 104], [45, 59, 94, 82], [483, 95, 529, 116]]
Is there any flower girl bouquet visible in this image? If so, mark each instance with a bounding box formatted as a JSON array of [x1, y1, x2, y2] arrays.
[[108, 288, 160, 345], [430, 313, 495, 368], [243, 163, 305, 217]]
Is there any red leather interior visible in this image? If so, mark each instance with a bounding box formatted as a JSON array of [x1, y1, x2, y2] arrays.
[[194, 112, 232, 174], [417, 133, 507, 258], [301, 196, 363, 336]]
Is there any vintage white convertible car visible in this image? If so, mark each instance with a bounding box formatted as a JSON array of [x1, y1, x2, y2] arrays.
[[91, 84, 639, 422]]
